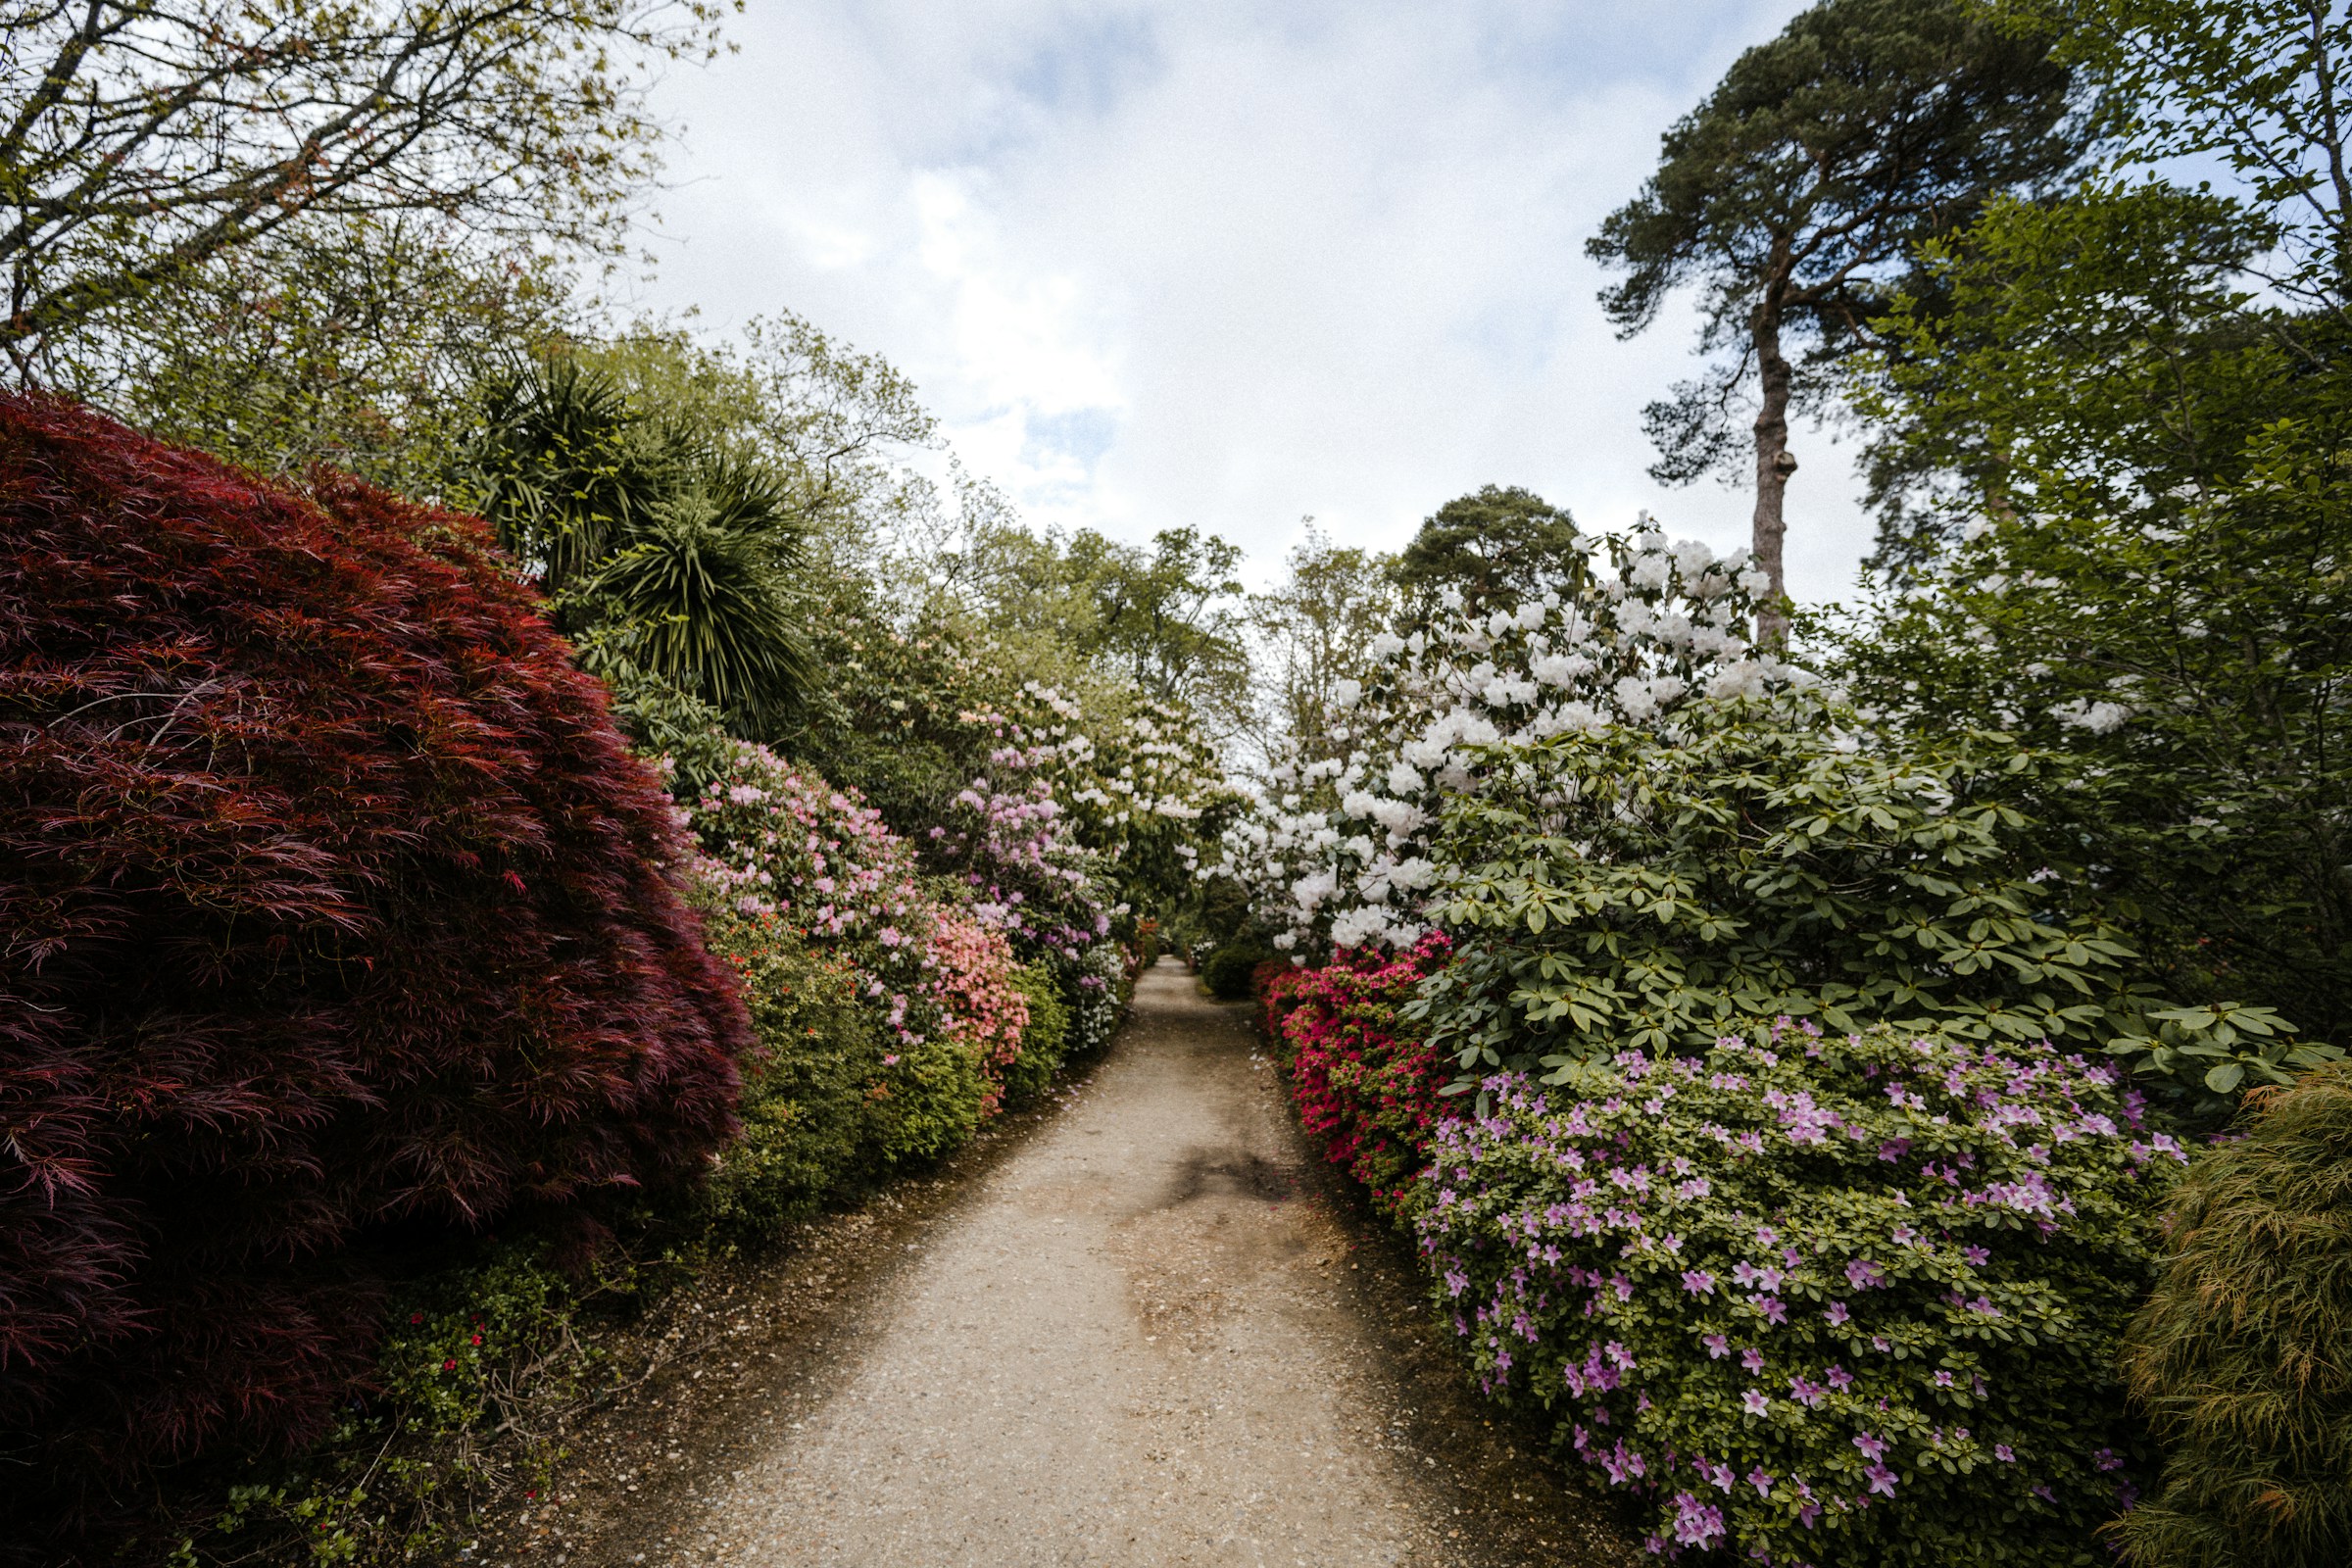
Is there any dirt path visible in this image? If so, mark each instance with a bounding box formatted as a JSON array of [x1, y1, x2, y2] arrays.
[[512, 959, 1635, 1568]]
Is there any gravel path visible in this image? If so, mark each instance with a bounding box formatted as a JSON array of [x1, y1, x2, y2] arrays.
[[525, 959, 1634, 1568]]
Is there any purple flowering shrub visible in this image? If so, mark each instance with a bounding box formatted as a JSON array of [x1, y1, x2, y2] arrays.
[[1418, 1020, 2186, 1565], [923, 772, 1111, 962]]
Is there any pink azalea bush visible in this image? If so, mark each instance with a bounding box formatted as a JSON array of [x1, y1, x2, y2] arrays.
[[1417, 1019, 2184, 1566], [928, 909, 1032, 1116]]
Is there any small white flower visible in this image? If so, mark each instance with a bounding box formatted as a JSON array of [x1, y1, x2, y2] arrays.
[[2052, 699, 2132, 734]]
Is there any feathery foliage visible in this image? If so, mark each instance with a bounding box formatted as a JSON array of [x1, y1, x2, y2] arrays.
[[0, 393, 746, 1549], [2117, 1062, 2352, 1567]]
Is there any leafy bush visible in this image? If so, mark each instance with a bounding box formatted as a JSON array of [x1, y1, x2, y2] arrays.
[[1417, 1020, 2182, 1565], [191, 1244, 595, 1568], [685, 747, 996, 1163], [1415, 688, 2333, 1116], [1275, 936, 1454, 1215], [1062, 940, 1131, 1056], [1002, 964, 1072, 1107], [2117, 1061, 2352, 1568], [923, 772, 1110, 962], [698, 906, 895, 1232], [687, 743, 950, 1048], [0, 394, 746, 1540], [1201, 940, 1273, 1000], [1207, 521, 1792, 957]]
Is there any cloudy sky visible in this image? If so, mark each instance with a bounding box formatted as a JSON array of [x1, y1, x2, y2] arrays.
[[634, 0, 1878, 601]]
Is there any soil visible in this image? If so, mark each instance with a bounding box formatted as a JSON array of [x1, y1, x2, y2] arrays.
[[462, 959, 1641, 1568]]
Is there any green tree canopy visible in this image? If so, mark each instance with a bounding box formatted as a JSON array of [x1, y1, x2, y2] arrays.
[[1247, 526, 1398, 764], [1589, 0, 2083, 614], [0, 1, 723, 380], [1841, 0, 2352, 1046], [1390, 484, 1583, 618]]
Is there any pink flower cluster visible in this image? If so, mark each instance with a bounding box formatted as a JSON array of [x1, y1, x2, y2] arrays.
[[687, 744, 942, 1048], [928, 908, 1033, 1115], [927, 775, 1109, 960]]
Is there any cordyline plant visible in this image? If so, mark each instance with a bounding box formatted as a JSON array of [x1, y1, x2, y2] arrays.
[[1419, 1019, 2182, 1565], [0, 394, 746, 1546], [1411, 686, 2338, 1119]]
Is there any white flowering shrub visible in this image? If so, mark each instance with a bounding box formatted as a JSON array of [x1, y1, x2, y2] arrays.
[[1208, 521, 1799, 956], [965, 683, 1238, 927]]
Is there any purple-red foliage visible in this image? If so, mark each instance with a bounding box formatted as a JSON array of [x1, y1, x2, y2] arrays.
[[0, 395, 746, 1535], [1271, 935, 1453, 1215]]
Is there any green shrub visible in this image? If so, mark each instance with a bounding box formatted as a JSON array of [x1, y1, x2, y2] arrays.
[[1417, 689, 2337, 1119], [2117, 1062, 2352, 1568], [875, 1032, 988, 1165], [1420, 1019, 2185, 1565], [189, 1245, 591, 1568], [1202, 941, 1274, 1001], [1001, 965, 1071, 1107], [699, 907, 895, 1232]]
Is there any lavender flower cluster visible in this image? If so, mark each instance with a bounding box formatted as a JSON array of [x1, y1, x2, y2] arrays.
[[1415, 1020, 2186, 1564], [924, 772, 1110, 962]]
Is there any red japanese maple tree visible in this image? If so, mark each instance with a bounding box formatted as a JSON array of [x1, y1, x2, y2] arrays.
[[0, 395, 746, 1537]]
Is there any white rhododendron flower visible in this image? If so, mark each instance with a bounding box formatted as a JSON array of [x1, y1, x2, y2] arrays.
[[1531, 652, 1596, 686], [2052, 699, 2132, 734], [1201, 514, 1803, 956]]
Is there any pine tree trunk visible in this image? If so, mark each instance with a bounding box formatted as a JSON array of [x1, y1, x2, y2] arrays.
[[1750, 300, 1793, 644]]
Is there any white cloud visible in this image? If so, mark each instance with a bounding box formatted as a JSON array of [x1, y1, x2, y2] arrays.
[[636, 0, 1878, 603]]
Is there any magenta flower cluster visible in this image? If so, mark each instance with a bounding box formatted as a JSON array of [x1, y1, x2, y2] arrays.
[[1413, 1019, 2184, 1564]]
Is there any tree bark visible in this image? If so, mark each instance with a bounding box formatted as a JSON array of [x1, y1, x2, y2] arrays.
[[1750, 289, 1794, 643]]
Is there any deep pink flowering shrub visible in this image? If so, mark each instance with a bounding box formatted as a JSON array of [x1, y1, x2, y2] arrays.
[[1258, 958, 1314, 1044], [1277, 935, 1453, 1215], [1418, 1020, 2184, 1566]]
